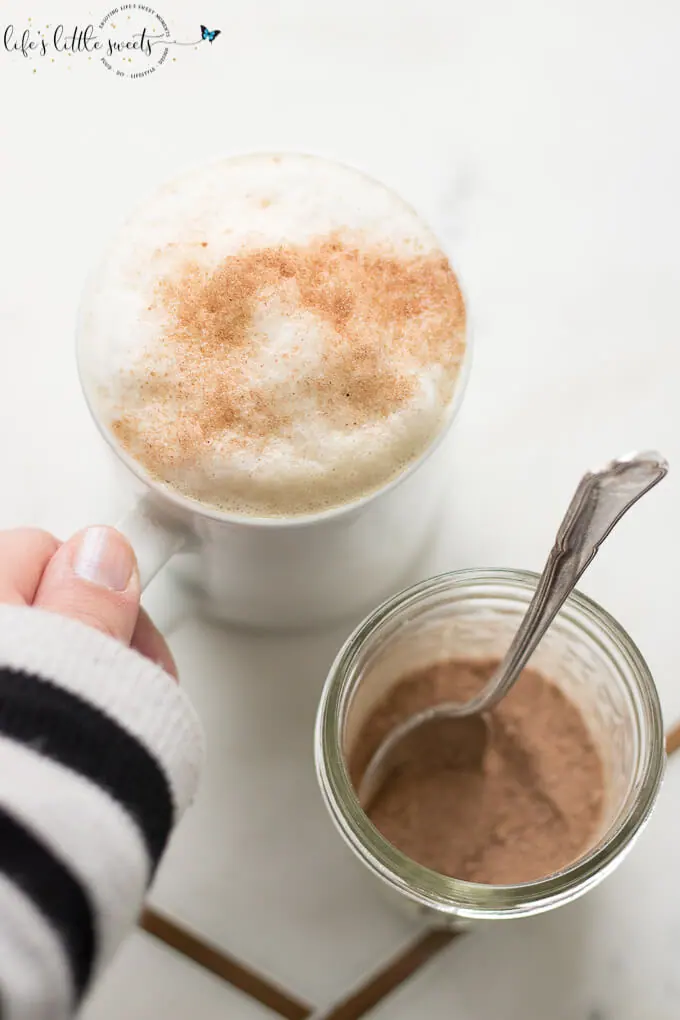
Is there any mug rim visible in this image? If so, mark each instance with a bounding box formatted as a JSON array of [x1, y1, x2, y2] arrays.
[[314, 568, 666, 919], [75, 149, 473, 530]]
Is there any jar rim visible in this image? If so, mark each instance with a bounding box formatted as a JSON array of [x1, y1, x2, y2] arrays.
[[314, 568, 666, 919]]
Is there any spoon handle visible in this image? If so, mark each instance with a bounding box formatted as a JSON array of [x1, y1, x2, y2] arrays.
[[465, 451, 668, 716]]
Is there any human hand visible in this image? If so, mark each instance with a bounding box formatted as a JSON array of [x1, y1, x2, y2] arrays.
[[0, 526, 177, 678]]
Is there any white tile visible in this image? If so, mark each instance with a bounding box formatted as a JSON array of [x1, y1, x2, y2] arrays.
[[367, 758, 680, 1020], [82, 931, 271, 1020], [149, 613, 420, 1004]]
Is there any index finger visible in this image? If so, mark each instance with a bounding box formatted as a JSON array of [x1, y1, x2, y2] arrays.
[[131, 607, 179, 681], [0, 529, 61, 605]]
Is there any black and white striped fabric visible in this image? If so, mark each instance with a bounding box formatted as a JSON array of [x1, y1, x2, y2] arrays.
[[0, 606, 204, 1020]]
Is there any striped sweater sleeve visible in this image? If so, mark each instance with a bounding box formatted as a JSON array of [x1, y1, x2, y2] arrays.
[[0, 605, 205, 1020]]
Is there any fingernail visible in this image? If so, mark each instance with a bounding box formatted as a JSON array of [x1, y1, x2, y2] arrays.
[[74, 527, 135, 591]]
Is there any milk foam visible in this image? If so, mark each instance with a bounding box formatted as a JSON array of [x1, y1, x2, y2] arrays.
[[79, 153, 467, 517]]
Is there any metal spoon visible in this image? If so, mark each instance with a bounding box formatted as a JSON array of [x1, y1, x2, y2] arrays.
[[358, 450, 668, 808]]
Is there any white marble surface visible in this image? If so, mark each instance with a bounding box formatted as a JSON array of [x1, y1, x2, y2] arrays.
[[81, 931, 272, 1020], [1, 0, 680, 1016]]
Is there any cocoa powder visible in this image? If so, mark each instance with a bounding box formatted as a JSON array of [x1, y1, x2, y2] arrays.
[[349, 659, 605, 885]]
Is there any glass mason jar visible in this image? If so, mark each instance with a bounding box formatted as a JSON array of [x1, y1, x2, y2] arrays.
[[315, 569, 665, 925]]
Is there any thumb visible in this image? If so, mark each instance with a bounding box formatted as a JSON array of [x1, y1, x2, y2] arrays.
[[34, 527, 141, 644]]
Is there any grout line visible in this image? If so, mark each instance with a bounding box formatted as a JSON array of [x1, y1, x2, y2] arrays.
[[303, 930, 459, 1020], [140, 907, 312, 1019], [666, 722, 680, 756]]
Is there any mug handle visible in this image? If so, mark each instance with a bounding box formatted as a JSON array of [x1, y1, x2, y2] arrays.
[[115, 499, 188, 591]]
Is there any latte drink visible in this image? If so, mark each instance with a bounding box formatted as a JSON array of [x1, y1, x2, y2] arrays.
[[79, 153, 467, 519]]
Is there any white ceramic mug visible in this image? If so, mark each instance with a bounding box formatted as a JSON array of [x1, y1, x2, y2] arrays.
[[75, 162, 472, 629]]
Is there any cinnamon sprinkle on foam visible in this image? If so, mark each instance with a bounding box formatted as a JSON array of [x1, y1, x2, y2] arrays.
[[80, 153, 470, 516], [112, 231, 465, 511]]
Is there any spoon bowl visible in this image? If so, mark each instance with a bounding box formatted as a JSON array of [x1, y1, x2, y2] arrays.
[[358, 711, 489, 809]]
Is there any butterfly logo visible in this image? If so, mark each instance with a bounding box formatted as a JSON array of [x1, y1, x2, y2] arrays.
[[201, 25, 221, 43]]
